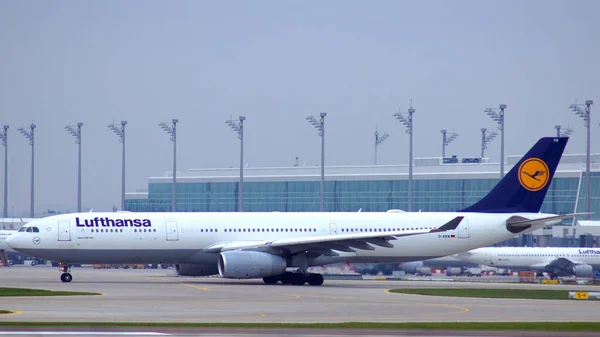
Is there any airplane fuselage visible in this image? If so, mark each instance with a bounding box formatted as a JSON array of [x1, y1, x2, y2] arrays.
[[455, 247, 600, 271], [8, 211, 558, 268]]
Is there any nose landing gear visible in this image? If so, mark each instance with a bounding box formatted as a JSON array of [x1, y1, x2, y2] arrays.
[[59, 263, 72, 282]]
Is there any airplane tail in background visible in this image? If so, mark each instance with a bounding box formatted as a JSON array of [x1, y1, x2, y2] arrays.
[[459, 137, 568, 213]]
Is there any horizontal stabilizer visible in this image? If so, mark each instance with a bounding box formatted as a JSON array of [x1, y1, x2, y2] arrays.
[[506, 213, 588, 234]]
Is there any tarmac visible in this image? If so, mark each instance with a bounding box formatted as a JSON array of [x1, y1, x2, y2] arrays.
[[1, 265, 599, 336]]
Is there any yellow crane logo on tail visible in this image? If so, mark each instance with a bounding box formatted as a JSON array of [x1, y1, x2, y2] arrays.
[[518, 158, 549, 192]]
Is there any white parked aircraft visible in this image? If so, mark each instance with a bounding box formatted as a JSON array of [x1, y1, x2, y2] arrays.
[[7, 137, 583, 285], [454, 246, 600, 278]]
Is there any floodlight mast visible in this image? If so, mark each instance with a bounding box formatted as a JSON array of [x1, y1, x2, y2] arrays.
[[65, 122, 83, 212], [484, 104, 506, 178], [159, 119, 178, 212], [108, 121, 127, 211], [441, 129, 459, 158], [480, 128, 498, 159], [1, 125, 8, 218], [393, 103, 415, 212], [554, 125, 573, 138], [306, 112, 327, 212], [569, 99, 593, 220], [226, 116, 245, 212], [18, 123, 36, 218], [374, 126, 390, 165]]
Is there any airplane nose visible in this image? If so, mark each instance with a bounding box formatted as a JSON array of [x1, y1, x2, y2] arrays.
[[6, 234, 18, 248]]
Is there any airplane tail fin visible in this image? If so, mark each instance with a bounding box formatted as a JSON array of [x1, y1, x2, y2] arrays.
[[459, 137, 568, 213]]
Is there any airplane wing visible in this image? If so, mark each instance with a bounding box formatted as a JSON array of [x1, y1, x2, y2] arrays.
[[529, 257, 589, 276], [203, 216, 464, 256], [545, 257, 589, 269]]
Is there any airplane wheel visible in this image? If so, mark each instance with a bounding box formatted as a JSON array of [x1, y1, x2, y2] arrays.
[[61, 273, 73, 283], [307, 274, 324, 286], [278, 272, 292, 284], [263, 276, 279, 285], [291, 273, 306, 286]]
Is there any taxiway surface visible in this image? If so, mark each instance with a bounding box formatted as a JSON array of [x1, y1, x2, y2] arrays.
[[1, 266, 599, 324]]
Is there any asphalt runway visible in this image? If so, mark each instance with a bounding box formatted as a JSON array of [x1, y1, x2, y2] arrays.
[[1, 265, 600, 337]]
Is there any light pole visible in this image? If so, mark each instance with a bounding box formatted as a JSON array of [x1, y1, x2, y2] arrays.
[[394, 104, 415, 212], [226, 116, 245, 212], [159, 119, 178, 212], [480, 128, 498, 159], [485, 104, 506, 177], [569, 100, 593, 220], [441, 129, 459, 158], [18, 123, 36, 218], [374, 126, 390, 165], [1, 125, 7, 218], [109, 121, 127, 211], [65, 122, 83, 212], [555, 125, 573, 138], [306, 112, 327, 212]]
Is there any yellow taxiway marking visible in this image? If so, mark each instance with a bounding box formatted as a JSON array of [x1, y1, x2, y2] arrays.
[[1, 310, 23, 316], [181, 283, 212, 291]]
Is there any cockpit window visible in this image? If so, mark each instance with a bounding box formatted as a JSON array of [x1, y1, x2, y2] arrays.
[[18, 227, 39, 233]]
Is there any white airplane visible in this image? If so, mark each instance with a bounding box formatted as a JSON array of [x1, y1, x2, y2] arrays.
[[7, 137, 584, 285], [0, 230, 17, 254], [454, 246, 600, 278]]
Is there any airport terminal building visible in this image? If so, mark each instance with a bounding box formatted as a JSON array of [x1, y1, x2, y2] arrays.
[[125, 153, 600, 247]]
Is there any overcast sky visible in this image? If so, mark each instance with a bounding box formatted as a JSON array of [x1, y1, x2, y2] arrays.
[[0, 0, 599, 216]]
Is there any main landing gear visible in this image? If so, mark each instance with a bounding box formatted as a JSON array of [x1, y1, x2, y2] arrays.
[[59, 263, 72, 283], [263, 271, 324, 286]]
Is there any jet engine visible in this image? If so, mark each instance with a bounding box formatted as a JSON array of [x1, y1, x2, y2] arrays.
[[218, 251, 287, 279], [175, 263, 219, 276], [573, 264, 593, 277]]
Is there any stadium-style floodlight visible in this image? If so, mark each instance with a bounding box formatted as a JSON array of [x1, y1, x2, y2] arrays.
[[1, 125, 8, 218], [374, 126, 390, 165], [306, 112, 327, 212], [393, 102, 415, 212], [108, 121, 127, 211], [18, 123, 36, 218], [441, 129, 459, 158], [226, 116, 245, 212], [484, 104, 507, 178], [555, 125, 573, 138], [569, 99, 594, 220], [65, 122, 83, 212], [159, 119, 179, 212], [480, 128, 498, 159]]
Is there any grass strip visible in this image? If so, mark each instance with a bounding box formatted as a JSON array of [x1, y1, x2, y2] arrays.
[[0, 322, 598, 331], [388, 288, 577, 300], [0, 287, 100, 297]]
